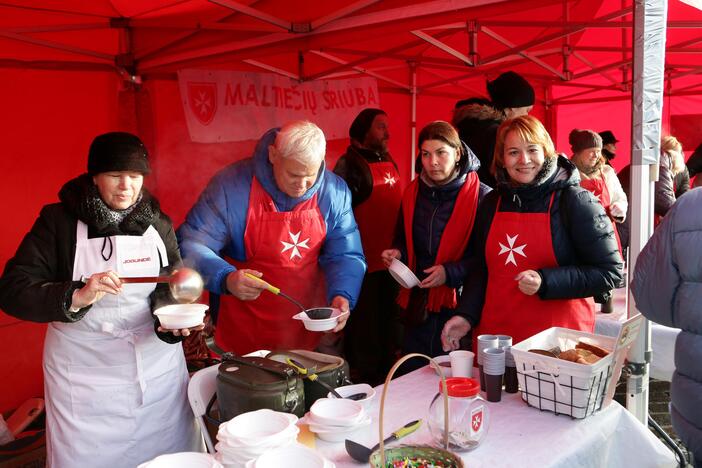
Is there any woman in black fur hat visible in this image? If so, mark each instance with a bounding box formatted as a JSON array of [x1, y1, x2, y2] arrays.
[[0, 132, 201, 467], [452, 71, 535, 188]]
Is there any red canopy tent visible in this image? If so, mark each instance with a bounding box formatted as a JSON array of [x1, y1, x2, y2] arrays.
[[1, 0, 701, 414]]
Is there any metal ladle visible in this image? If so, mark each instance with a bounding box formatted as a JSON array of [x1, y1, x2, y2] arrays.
[[243, 273, 307, 312], [81, 267, 204, 303]]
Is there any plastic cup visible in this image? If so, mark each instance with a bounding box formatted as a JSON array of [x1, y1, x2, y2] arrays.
[[502, 346, 518, 394], [482, 348, 505, 376], [497, 335, 513, 348], [477, 335, 499, 391], [449, 350, 474, 378], [476, 335, 499, 365], [485, 373, 503, 402]]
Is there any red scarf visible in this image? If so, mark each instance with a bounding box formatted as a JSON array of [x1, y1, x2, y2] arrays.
[[397, 171, 480, 312]]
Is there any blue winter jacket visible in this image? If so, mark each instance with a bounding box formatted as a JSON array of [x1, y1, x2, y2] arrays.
[[631, 187, 702, 461], [177, 128, 366, 311]]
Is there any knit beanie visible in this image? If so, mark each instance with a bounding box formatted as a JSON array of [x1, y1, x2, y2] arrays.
[[569, 129, 603, 153], [349, 108, 386, 143], [487, 71, 535, 110], [598, 130, 619, 145], [87, 132, 151, 175]]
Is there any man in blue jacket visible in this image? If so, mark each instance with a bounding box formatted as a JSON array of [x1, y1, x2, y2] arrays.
[[178, 120, 366, 355], [632, 188, 702, 467]]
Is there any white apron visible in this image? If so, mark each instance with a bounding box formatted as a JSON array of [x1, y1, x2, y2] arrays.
[[43, 221, 200, 468]]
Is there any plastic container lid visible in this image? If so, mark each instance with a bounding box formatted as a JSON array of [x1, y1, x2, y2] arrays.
[[438, 377, 480, 397]]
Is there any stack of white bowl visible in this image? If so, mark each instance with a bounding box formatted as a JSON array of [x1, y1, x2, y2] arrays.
[[307, 398, 371, 442], [244, 443, 334, 468], [137, 452, 222, 468], [215, 409, 299, 468]]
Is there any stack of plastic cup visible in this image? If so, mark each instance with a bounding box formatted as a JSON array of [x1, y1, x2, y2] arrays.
[[497, 335, 512, 349], [476, 334, 499, 391], [482, 347, 505, 402], [503, 346, 518, 394]]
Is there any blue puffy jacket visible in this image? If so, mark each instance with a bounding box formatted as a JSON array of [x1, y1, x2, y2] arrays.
[[631, 188, 702, 462], [177, 128, 366, 313]]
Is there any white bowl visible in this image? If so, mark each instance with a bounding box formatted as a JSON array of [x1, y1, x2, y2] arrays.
[[308, 415, 372, 442], [138, 452, 222, 468], [215, 435, 296, 465], [430, 355, 452, 378], [292, 308, 348, 332], [326, 383, 376, 409], [248, 443, 328, 468], [154, 303, 208, 329], [218, 409, 297, 445], [309, 398, 364, 427], [388, 258, 420, 289]]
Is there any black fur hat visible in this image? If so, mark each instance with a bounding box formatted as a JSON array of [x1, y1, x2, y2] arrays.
[[487, 71, 535, 110], [87, 132, 150, 175]]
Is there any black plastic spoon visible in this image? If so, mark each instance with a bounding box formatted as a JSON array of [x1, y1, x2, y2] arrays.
[[345, 419, 422, 463]]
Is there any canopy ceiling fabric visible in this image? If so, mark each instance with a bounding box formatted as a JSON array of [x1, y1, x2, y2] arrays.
[[2, 0, 702, 104]]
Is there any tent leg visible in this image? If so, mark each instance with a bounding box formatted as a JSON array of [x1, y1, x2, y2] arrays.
[[626, 0, 668, 424], [409, 61, 417, 181]]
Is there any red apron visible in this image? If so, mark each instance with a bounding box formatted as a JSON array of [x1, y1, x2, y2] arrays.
[[475, 194, 594, 348], [579, 173, 623, 254], [215, 177, 327, 355], [353, 161, 402, 273]]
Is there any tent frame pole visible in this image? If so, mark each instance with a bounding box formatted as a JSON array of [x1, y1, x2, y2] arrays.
[[626, 0, 668, 425], [409, 61, 417, 181]]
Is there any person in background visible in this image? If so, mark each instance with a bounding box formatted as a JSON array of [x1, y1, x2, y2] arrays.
[[0, 132, 200, 467], [381, 121, 491, 372], [453, 71, 535, 188], [631, 187, 702, 468], [669, 141, 690, 198], [441, 116, 623, 352], [686, 142, 702, 188], [656, 136, 685, 225], [598, 130, 619, 167], [334, 108, 403, 385], [177, 121, 365, 356], [569, 129, 626, 313]]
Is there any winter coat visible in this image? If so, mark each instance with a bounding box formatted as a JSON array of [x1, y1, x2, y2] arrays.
[[0, 174, 182, 343], [392, 143, 492, 290], [656, 152, 677, 217], [674, 167, 690, 198], [177, 128, 366, 309], [457, 155, 624, 327], [686, 142, 702, 179], [578, 163, 628, 222], [453, 102, 504, 188], [333, 145, 399, 207], [631, 187, 702, 462]]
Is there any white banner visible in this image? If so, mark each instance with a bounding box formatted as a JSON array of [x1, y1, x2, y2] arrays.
[[178, 69, 380, 143]]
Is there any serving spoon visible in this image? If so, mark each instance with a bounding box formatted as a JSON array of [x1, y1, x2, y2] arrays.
[[81, 267, 204, 303]]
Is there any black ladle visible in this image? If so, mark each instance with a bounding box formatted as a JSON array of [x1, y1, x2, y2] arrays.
[[345, 419, 422, 462]]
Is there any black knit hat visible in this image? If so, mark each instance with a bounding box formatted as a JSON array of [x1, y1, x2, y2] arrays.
[[569, 129, 603, 152], [349, 108, 386, 143], [599, 130, 619, 145], [487, 71, 535, 110], [87, 132, 151, 175]]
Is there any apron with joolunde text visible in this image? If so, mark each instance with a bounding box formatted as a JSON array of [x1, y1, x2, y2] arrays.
[[43, 221, 199, 468]]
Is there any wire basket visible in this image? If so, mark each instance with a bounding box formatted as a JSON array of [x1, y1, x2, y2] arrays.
[[510, 327, 617, 419], [369, 353, 464, 468]]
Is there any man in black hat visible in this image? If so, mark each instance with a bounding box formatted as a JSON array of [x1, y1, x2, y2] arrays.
[[334, 108, 403, 385], [453, 71, 535, 187], [599, 130, 619, 166]]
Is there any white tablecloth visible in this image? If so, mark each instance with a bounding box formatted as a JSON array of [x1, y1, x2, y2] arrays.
[[314, 366, 676, 468], [594, 287, 680, 381]]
